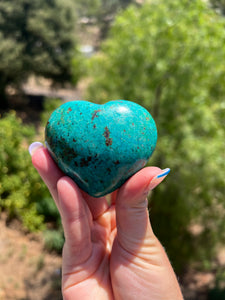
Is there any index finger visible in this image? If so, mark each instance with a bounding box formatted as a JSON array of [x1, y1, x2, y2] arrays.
[[31, 146, 64, 207], [31, 145, 109, 219]]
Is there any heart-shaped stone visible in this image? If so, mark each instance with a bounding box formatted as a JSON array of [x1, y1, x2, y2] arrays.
[[45, 100, 157, 197]]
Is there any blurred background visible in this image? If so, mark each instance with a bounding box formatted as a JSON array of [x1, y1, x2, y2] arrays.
[[0, 0, 225, 299]]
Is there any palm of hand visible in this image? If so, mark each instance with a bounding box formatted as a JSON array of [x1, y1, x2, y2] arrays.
[[59, 182, 168, 300], [61, 189, 150, 300]]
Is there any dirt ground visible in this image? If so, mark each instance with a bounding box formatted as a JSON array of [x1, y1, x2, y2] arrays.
[[0, 214, 62, 300]]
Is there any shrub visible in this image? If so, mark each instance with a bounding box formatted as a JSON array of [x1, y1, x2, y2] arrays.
[[87, 0, 225, 273], [37, 196, 64, 252], [0, 111, 48, 230], [40, 99, 65, 252], [0, 106, 65, 253], [43, 229, 65, 254], [41, 98, 63, 126]]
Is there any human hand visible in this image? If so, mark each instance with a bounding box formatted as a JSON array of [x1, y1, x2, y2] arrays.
[[30, 143, 183, 300]]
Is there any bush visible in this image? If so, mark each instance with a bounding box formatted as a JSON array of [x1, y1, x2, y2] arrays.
[[0, 106, 65, 253], [41, 98, 64, 126], [44, 229, 64, 254], [0, 111, 48, 230], [87, 0, 225, 273], [37, 196, 64, 252]]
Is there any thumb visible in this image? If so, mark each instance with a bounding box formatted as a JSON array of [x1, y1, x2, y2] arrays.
[[115, 167, 170, 254]]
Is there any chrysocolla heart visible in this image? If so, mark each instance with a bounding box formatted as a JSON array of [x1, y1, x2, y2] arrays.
[[45, 100, 157, 197]]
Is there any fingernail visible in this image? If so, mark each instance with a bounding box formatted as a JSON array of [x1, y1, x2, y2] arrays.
[[148, 168, 170, 191], [28, 142, 44, 156]]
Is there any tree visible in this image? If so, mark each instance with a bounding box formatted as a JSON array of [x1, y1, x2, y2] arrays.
[[75, 0, 135, 38], [0, 0, 79, 109], [76, 0, 134, 18], [87, 0, 225, 273]]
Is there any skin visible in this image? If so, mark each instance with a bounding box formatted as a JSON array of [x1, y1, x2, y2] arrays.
[[31, 147, 183, 300]]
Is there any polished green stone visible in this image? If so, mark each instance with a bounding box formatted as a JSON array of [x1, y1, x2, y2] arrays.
[[45, 100, 157, 197]]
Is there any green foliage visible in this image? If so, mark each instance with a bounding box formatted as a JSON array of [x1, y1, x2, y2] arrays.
[[40, 99, 65, 252], [87, 0, 225, 273], [0, 111, 48, 230], [0, 0, 80, 108], [76, 0, 134, 18], [75, 0, 135, 38], [41, 98, 64, 126], [36, 197, 61, 227], [75, 0, 102, 18], [44, 229, 64, 254], [0, 108, 64, 253]]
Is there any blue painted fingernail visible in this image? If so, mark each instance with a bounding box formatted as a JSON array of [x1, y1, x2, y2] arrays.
[[148, 168, 170, 191], [28, 142, 44, 156], [156, 168, 171, 178]]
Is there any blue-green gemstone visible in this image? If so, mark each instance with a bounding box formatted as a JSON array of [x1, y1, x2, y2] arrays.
[[45, 100, 157, 197]]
